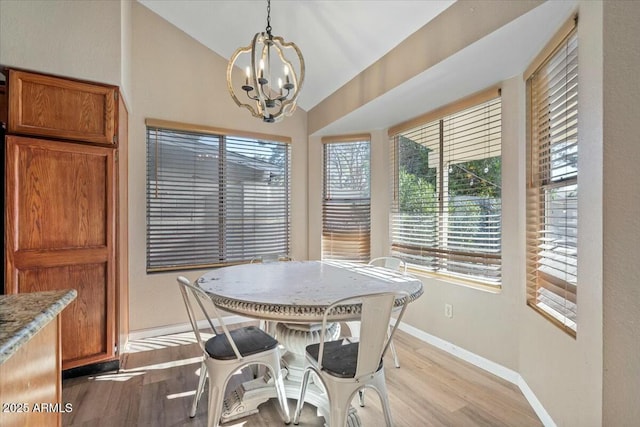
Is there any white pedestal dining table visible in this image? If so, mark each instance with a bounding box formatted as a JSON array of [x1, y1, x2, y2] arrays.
[[196, 260, 424, 426]]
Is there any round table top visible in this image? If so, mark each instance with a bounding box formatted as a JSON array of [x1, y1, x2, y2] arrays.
[[197, 260, 424, 322]]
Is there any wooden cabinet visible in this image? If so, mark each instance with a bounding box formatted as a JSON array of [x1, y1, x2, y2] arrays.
[[0, 318, 62, 427], [6, 69, 117, 145], [2, 67, 126, 372]]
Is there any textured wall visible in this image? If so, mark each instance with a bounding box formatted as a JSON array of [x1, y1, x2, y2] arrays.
[[0, 0, 121, 86], [602, 1, 640, 425]]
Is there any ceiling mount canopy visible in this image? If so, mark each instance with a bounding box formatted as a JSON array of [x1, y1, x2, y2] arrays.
[[226, 0, 305, 123]]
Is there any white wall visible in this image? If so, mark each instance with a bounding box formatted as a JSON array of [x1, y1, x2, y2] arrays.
[[602, 1, 640, 425], [128, 2, 308, 331], [120, 0, 133, 104], [517, 3, 603, 425], [0, 0, 122, 86]]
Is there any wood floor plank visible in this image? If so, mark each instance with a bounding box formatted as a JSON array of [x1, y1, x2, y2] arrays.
[[62, 327, 542, 427]]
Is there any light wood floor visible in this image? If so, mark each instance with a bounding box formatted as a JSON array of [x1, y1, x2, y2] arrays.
[[62, 326, 542, 426]]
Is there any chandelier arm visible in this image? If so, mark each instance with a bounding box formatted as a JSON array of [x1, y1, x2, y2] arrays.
[[244, 90, 260, 101], [253, 33, 271, 120], [227, 44, 263, 119], [272, 36, 306, 92], [270, 36, 305, 115]]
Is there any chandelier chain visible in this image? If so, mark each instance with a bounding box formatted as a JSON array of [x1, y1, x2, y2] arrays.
[[265, 0, 272, 37]]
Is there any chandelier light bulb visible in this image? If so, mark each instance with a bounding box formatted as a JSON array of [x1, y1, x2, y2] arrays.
[[259, 59, 265, 81], [244, 67, 250, 87]]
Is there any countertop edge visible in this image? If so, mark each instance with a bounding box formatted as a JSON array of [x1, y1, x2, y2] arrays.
[[0, 289, 77, 364]]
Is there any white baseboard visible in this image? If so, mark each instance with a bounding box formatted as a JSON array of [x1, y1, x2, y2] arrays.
[[130, 318, 555, 426], [127, 315, 250, 342], [395, 321, 556, 427], [394, 321, 519, 383], [517, 376, 557, 427]]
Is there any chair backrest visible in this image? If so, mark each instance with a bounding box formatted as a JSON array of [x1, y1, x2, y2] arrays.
[[317, 291, 410, 380], [368, 256, 407, 273], [176, 276, 243, 360], [250, 253, 292, 263]]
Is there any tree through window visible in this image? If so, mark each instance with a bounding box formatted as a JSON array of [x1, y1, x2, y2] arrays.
[[390, 96, 502, 285]]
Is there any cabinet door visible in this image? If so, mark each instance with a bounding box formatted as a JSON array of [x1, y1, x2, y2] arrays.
[[7, 69, 117, 145], [5, 135, 116, 369]]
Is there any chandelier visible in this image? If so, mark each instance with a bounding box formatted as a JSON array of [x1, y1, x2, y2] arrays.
[[226, 0, 305, 123]]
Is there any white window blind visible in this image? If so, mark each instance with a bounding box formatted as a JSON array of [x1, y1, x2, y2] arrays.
[[390, 97, 502, 284], [322, 140, 371, 262], [526, 27, 578, 335], [146, 125, 290, 272]]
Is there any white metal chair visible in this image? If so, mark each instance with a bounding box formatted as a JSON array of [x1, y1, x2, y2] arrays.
[[176, 276, 290, 427], [368, 256, 407, 273], [367, 256, 406, 368], [250, 253, 293, 263], [292, 291, 410, 427]]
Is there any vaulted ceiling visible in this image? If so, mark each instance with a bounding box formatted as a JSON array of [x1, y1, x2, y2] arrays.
[[138, 0, 577, 135]]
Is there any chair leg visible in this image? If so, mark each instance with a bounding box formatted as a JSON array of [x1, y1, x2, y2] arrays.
[[327, 389, 350, 427], [329, 408, 349, 427], [379, 388, 394, 426], [389, 338, 400, 368], [293, 369, 312, 425], [370, 374, 394, 427], [206, 378, 225, 427], [190, 360, 207, 417], [388, 325, 400, 368], [358, 389, 365, 407], [270, 365, 291, 424]]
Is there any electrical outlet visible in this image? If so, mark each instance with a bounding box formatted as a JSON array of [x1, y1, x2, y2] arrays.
[[444, 303, 453, 318]]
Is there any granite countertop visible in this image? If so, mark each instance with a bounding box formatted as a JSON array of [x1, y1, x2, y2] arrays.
[[0, 289, 77, 364]]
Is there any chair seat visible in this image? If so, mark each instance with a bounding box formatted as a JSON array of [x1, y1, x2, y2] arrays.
[[306, 339, 383, 378], [205, 325, 278, 360]]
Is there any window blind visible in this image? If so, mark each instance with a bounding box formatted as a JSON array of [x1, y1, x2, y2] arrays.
[[526, 27, 578, 334], [146, 126, 290, 272], [390, 97, 501, 284], [322, 140, 371, 262]]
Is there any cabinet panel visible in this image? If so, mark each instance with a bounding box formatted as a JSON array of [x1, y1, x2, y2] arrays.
[[5, 135, 116, 369], [17, 264, 112, 368], [7, 70, 117, 145], [10, 138, 108, 250]]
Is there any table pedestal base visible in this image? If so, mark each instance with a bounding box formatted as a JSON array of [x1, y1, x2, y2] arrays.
[[220, 322, 362, 426]]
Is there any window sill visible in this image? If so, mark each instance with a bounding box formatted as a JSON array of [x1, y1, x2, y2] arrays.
[[407, 268, 502, 294]]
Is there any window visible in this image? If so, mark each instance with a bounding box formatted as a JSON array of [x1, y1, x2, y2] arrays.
[[322, 137, 371, 262], [389, 94, 502, 285], [146, 121, 290, 272], [526, 23, 578, 335]]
